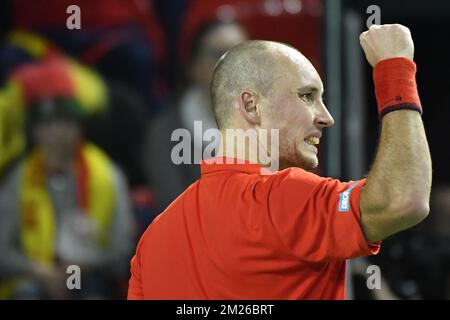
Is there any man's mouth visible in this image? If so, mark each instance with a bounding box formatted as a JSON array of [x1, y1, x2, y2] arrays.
[[304, 136, 320, 146]]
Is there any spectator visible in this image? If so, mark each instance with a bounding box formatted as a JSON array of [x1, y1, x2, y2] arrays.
[[0, 58, 134, 299], [0, 30, 107, 178], [141, 20, 247, 212]]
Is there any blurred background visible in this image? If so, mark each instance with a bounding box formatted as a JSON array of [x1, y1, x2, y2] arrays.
[[0, 0, 449, 300]]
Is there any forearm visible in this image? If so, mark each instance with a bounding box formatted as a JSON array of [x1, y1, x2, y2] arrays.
[[358, 25, 433, 242], [362, 110, 432, 239]]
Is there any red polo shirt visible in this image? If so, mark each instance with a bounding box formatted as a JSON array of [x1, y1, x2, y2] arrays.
[[128, 158, 380, 300]]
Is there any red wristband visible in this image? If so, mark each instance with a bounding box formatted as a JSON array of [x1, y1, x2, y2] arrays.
[[373, 57, 422, 118]]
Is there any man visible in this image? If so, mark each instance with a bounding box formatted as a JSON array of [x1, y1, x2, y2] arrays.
[[0, 58, 134, 299], [128, 24, 431, 299]]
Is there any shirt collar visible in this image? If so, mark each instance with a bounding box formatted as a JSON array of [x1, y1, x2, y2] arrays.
[[201, 157, 273, 175]]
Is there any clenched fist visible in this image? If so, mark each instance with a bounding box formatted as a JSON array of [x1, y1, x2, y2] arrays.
[[360, 24, 414, 67]]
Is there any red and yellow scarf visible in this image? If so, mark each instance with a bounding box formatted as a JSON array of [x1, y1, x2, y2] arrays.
[[20, 142, 116, 264]]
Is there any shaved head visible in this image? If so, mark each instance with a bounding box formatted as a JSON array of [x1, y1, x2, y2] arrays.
[[211, 40, 295, 128]]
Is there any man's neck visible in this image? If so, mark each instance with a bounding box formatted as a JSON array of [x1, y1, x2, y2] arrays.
[[215, 129, 276, 169]]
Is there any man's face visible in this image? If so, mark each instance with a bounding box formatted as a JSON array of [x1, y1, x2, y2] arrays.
[[259, 49, 334, 170]]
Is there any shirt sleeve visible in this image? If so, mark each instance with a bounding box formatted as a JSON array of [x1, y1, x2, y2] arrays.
[[264, 168, 380, 263]]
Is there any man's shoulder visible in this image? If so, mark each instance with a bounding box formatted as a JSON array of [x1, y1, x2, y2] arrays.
[[262, 166, 327, 185], [144, 179, 200, 223]]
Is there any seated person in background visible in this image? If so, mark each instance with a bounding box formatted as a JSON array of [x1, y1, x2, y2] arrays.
[[142, 20, 248, 212], [0, 58, 134, 299]]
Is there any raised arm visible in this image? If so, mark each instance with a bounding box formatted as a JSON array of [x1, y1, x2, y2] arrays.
[[359, 24, 432, 243]]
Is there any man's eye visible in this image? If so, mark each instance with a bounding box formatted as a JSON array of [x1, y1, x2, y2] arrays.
[[299, 93, 313, 103]]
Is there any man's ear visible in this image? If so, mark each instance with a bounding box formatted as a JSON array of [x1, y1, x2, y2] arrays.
[[239, 91, 261, 125]]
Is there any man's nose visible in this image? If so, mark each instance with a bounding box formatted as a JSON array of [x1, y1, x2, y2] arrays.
[[314, 102, 335, 128]]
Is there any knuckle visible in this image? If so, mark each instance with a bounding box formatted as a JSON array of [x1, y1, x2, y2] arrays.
[[397, 24, 410, 33], [360, 32, 368, 40]]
